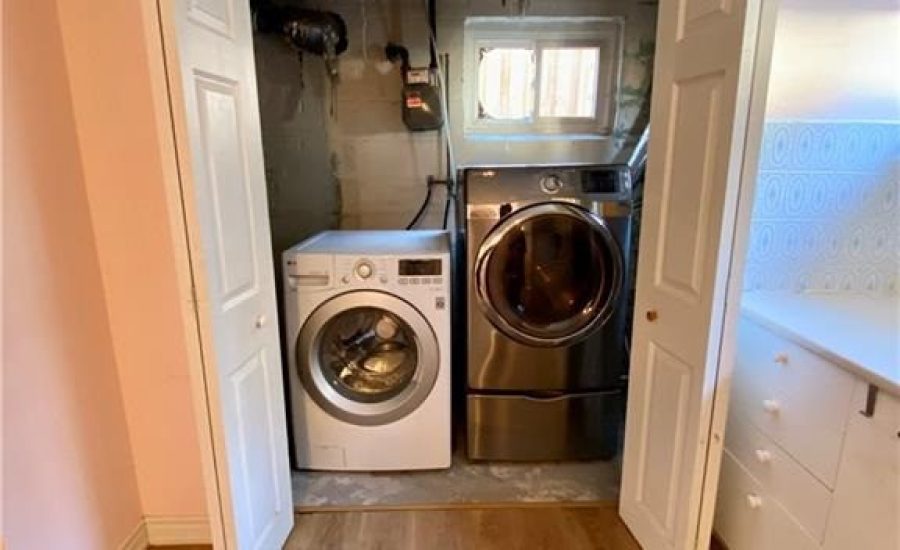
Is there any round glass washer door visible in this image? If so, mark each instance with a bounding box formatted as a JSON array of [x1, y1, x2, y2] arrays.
[[475, 202, 623, 347], [296, 290, 439, 426]]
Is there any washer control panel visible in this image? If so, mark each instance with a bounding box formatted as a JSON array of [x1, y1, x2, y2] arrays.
[[354, 260, 374, 279], [333, 256, 445, 289]]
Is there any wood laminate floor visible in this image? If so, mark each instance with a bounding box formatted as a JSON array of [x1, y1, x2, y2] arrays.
[[149, 509, 731, 549], [285, 505, 640, 550]]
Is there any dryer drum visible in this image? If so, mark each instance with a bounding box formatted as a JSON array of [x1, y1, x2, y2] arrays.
[[475, 202, 623, 348]]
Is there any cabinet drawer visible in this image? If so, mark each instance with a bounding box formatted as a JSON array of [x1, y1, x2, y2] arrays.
[[823, 382, 900, 550], [725, 411, 832, 541], [732, 316, 856, 486], [714, 450, 819, 550]]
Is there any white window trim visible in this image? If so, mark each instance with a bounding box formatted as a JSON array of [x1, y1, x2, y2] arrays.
[[463, 17, 624, 140]]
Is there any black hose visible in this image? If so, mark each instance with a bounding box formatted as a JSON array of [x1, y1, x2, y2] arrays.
[[406, 177, 435, 230], [441, 187, 451, 229], [440, 53, 453, 230]]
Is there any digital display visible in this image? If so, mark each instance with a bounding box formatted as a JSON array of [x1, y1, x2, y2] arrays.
[[399, 259, 442, 276], [581, 169, 621, 194]]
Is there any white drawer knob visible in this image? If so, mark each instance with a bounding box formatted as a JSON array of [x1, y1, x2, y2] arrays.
[[762, 399, 781, 414], [255, 314, 267, 328], [746, 494, 764, 509], [755, 449, 773, 463], [774, 352, 789, 365]]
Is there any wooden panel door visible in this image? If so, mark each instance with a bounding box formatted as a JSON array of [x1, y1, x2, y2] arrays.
[[619, 0, 767, 548], [158, 0, 293, 547]]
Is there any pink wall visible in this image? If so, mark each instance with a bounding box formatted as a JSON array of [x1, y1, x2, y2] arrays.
[[55, 0, 209, 519], [2, 0, 144, 546]]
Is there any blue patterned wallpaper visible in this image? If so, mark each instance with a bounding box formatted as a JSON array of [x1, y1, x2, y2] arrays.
[[743, 121, 900, 294]]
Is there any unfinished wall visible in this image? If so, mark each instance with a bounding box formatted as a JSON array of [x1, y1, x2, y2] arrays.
[[3, 0, 144, 546], [254, 0, 655, 233], [54, 0, 209, 522], [254, 33, 342, 251], [441, 0, 657, 167], [255, 0, 447, 234]]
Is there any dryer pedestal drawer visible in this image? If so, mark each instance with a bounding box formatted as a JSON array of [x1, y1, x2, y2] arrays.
[[467, 391, 623, 461]]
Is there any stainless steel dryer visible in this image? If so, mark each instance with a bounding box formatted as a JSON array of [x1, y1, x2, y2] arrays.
[[464, 165, 632, 461]]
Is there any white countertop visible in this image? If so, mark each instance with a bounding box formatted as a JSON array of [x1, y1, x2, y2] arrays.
[[741, 291, 900, 396]]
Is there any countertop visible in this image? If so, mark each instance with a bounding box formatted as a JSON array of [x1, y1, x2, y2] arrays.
[[741, 291, 900, 397]]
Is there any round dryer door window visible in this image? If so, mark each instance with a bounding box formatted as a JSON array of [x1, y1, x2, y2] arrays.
[[296, 290, 439, 426], [475, 202, 623, 347]]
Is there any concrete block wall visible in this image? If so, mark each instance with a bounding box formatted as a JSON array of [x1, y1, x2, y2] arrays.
[[327, 0, 448, 231], [254, 33, 342, 255]]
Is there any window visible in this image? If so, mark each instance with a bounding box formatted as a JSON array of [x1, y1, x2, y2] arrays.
[[464, 18, 623, 138]]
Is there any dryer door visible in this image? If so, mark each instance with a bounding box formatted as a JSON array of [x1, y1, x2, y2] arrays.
[[475, 202, 623, 347], [296, 290, 439, 426]]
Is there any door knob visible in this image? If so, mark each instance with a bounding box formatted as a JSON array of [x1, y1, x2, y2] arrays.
[[646, 310, 658, 322], [255, 314, 267, 328], [754, 449, 773, 464], [746, 494, 763, 509]]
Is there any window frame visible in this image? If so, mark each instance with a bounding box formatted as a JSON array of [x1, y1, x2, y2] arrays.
[[463, 17, 625, 139]]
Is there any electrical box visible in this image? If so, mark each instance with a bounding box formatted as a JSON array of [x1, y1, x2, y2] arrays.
[[402, 68, 444, 132]]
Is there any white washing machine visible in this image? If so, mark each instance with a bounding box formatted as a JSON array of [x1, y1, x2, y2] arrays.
[[283, 230, 452, 471]]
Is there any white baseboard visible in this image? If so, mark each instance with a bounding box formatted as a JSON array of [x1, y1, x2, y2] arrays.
[[119, 521, 149, 550], [119, 515, 211, 549]]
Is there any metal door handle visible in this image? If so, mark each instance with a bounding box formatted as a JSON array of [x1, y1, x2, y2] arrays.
[[754, 449, 772, 464], [746, 494, 763, 509]]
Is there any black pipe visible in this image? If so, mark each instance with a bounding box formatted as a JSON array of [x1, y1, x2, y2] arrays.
[[385, 42, 410, 71], [427, 0, 437, 69], [253, 1, 348, 56]]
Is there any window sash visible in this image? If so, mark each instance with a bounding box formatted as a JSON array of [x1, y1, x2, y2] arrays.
[[464, 17, 623, 138]]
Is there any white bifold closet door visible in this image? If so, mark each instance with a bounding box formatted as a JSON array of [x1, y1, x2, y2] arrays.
[[619, 0, 769, 548], [157, 0, 293, 547]]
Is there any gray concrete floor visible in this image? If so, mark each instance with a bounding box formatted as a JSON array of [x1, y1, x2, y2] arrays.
[[292, 448, 621, 509]]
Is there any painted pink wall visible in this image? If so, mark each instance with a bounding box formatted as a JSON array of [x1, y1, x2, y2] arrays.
[[2, 0, 143, 546], [55, 0, 208, 518]]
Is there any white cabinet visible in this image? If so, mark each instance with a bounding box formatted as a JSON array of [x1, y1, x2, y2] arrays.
[[823, 382, 900, 550], [731, 318, 856, 486], [716, 450, 820, 550], [724, 413, 832, 540], [715, 315, 899, 550]]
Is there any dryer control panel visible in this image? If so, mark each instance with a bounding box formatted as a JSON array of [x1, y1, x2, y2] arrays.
[[465, 164, 632, 205]]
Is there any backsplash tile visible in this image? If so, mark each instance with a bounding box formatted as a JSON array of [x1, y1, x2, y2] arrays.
[[744, 121, 900, 294]]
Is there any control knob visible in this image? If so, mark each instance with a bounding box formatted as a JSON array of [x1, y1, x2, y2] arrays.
[[355, 261, 374, 279]]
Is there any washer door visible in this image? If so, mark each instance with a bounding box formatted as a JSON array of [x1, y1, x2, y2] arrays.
[[475, 202, 623, 347], [297, 291, 439, 426]]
